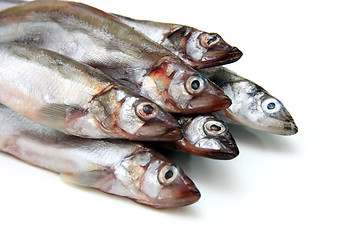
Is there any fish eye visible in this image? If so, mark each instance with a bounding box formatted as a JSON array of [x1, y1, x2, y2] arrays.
[[204, 120, 227, 136], [200, 33, 220, 48], [261, 98, 282, 114], [185, 74, 206, 95], [158, 164, 179, 185], [136, 102, 158, 120]]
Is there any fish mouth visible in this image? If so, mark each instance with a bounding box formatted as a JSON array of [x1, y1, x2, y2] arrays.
[[156, 127, 184, 141], [136, 124, 184, 141], [258, 120, 298, 135], [282, 121, 298, 135], [134, 187, 201, 209], [194, 47, 243, 69], [212, 143, 239, 160], [135, 104, 184, 141], [199, 140, 239, 160], [186, 92, 232, 114]]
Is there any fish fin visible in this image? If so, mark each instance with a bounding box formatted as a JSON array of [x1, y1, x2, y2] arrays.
[[37, 104, 75, 120], [61, 170, 113, 189], [37, 104, 85, 128]]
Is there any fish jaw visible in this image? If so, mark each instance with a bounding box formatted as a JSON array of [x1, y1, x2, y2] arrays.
[[184, 81, 232, 114], [148, 185, 201, 209], [136, 173, 201, 209], [151, 162, 201, 208], [132, 102, 184, 141], [197, 136, 239, 160], [191, 47, 243, 69], [173, 137, 239, 160]]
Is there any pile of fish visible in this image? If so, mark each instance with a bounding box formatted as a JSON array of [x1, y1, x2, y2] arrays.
[[0, 0, 298, 208]]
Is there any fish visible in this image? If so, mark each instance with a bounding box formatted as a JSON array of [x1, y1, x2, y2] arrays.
[[0, 1, 231, 114], [160, 114, 239, 160], [0, 0, 242, 70], [199, 67, 298, 135], [0, 104, 200, 208], [113, 14, 243, 69], [0, 43, 182, 141]]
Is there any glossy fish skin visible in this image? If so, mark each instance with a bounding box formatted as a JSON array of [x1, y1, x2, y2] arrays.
[[199, 67, 298, 135], [114, 14, 242, 69], [0, 43, 182, 141], [0, 1, 231, 114], [161, 114, 239, 160], [0, 105, 200, 208]]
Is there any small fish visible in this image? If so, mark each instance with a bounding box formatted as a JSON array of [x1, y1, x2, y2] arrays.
[[0, 1, 242, 70], [0, 1, 231, 114], [199, 67, 298, 135], [160, 114, 239, 160], [0, 105, 200, 208], [0, 43, 182, 141], [114, 14, 243, 69]]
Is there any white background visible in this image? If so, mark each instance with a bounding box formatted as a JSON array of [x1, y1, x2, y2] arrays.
[[1, 0, 359, 239]]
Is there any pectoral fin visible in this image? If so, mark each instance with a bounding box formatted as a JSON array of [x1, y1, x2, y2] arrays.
[[36, 104, 87, 131]]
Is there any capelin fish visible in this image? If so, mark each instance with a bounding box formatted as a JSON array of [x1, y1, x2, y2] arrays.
[[0, 1, 231, 114], [0, 105, 200, 208], [113, 14, 243, 69], [0, 1, 242, 70], [160, 114, 239, 160], [199, 67, 298, 135], [0, 43, 182, 141]]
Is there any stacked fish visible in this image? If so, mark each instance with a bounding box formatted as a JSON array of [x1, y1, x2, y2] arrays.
[[0, 0, 298, 208]]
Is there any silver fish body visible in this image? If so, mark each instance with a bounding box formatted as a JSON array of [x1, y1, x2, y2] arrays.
[[161, 114, 239, 160], [0, 1, 231, 114], [0, 105, 200, 208], [199, 67, 298, 135], [0, 43, 182, 140]]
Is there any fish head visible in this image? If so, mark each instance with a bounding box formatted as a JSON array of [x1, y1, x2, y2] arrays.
[[113, 150, 200, 208], [147, 57, 231, 114], [91, 89, 182, 141], [130, 97, 184, 141], [224, 81, 298, 135], [165, 27, 242, 69], [176, 115, 239, 159]]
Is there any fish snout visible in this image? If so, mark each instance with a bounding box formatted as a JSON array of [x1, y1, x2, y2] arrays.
[[218, 139, 240, 160], [205, 137, 239, 160], [154, 180, 201, 208], [197, 46, 243, 69], [227, 47, 243, 62], [283, 121, 298, 135], [280, 111, 298, 135], [135, 101, 183, 141], [139, 116, 183, 141], [186, 81, 232, 114]]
